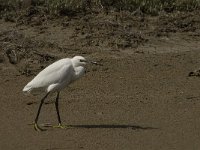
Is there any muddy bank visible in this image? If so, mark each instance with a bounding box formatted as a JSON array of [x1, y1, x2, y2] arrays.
[[1, 9, 200, 150]]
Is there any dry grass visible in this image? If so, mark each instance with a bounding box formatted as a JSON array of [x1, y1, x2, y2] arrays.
[[0, 0, 200, 16]]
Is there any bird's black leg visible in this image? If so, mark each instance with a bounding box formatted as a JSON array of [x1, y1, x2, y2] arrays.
[[55, 92, 62, 124], [34, 92, 49, 131], [53, 92, 67, 129]]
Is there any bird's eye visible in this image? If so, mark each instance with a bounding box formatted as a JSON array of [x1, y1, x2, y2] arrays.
[[80, 59, 85, 62]]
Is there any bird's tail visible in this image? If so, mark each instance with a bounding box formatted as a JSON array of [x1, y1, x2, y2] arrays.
[[23, 83, 46, 95], [23, 84, 32, 93]]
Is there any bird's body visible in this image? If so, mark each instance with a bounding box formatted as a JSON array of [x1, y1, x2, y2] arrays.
[[23, 57, 85, 94], [23, 56, 90, 131]]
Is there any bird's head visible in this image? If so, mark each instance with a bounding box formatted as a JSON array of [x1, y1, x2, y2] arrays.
[[72, 56, 102, 67], [72, 56, 87, 67]]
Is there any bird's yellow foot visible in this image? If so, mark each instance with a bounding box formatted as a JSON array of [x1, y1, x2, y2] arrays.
[[53, 123, 72, 129], [33, 123, 46, 131]]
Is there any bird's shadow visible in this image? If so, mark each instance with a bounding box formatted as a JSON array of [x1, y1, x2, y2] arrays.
[[69, 124, 157, 130], [41, 123, 157, 130]]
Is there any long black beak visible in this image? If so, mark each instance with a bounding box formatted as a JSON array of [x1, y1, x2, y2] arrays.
[[90, 61, 103, 66]]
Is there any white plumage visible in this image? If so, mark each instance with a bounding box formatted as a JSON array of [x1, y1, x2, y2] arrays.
[[23, 56, 93, 131], [23, 56, 86, 94]]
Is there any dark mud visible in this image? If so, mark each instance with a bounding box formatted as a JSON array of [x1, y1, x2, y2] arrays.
[[1, 9, 200, 150]]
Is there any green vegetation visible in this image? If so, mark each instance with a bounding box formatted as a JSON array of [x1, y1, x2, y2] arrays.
[[0, 0, 200, 16]]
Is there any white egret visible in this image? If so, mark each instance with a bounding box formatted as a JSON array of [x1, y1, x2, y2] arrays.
[[23, 56, 97, 131]]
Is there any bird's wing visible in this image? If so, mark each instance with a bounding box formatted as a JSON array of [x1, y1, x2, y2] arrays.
[[23, 58, 74, 92]]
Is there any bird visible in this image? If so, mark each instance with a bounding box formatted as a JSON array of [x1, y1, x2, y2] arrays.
[[23, 56, 98, 131]]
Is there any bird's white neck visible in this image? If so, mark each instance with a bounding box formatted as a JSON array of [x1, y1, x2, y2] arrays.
[[74, 66, 85, 80]]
